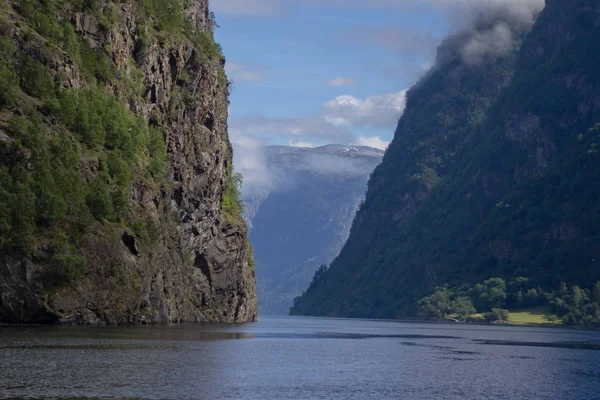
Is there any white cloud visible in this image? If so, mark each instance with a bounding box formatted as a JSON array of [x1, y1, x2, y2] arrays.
[[230, 113, 355, 144], [307, 0, 544, 21], [226, 61, 268, 82], [211, 0, 283, 15], [230, 130, 277, 195], [461, 22, 514, 65], [353, 136, 390, 150], [328, 77, 356, 87], [342, 0, 544, 74], [229, 89, 407, 149], [322, 90, 407, 128], [434, 0, 545, 28]]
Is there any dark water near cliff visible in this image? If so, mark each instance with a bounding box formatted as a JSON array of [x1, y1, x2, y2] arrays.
[[1, 317, 600, 400]]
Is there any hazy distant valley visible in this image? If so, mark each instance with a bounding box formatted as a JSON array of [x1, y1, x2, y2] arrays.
[[238, 145, 383, 315]]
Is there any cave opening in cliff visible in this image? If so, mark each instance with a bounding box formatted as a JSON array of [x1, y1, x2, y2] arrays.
[[122, 232, 139, 257], [195, 253, 213, 286]]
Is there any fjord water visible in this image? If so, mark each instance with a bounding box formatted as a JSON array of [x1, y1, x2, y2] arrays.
[[1, 317, 599, 400]]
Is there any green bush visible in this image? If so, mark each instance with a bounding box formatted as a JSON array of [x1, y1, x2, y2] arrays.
[[10, 114, 67, 227], [418, 288, 451, 319], [140, 0, 186, 34], [73, 91, 105, 147], [16, 0, 63, 40], [51, 234, 87, 283], [103, 100, 135, 153], [79, 39, 113, 83], [0, 37, 17, 107], [222, 169, 243, 221], [131, 218, 160, 244], [20, 57, 59, 110], [191, 31, 224, 63], [111, 188, 128, 221], [107, 150, 132, 186], [472, 278, 507, 312], [486, 308, 509, 322], [60, 22, 82, 64], [86, 177, 115, 221], [148, 126, 168, 179], [451, 297, 476, 320], [57, 89, 79, 129]]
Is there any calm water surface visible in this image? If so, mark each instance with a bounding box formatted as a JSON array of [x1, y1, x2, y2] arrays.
[[1, 317, 600, 399]]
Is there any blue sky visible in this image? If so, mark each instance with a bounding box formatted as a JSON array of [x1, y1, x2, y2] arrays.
[[211, 0, 546, 191], [212, 0, 451, 149]]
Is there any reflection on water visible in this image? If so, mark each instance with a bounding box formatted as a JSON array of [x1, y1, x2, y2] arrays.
[[1, 317, 600, 400]]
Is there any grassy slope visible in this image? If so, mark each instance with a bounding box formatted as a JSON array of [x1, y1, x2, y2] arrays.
[[507, 308, 561, 325]]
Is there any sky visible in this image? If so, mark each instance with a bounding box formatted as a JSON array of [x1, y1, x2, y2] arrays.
[[212, 0, 451, 150], [210, 0, 545, 192]]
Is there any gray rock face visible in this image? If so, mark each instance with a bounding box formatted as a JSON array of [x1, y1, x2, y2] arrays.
[[0, 0, 257, 324], [242, 145, 383, 315]]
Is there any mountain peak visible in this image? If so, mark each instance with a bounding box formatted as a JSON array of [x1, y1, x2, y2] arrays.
[[266, 144, 385, 158]]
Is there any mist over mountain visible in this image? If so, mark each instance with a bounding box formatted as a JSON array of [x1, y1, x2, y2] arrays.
[[239, 145, 383, 315]]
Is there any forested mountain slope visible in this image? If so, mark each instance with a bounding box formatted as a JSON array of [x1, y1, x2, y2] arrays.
[[291, 0, 600, 320], [0, 0, 257, 324]]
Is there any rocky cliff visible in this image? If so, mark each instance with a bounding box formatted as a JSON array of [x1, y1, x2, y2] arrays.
[[241, 145, 383, 315], [0, 0, 257, 324], [292, 0, 600, 318]]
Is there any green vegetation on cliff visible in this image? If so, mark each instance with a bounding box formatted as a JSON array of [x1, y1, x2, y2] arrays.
[[222, 167, 244, 225], [291, 0, 600, 322], [0, 0, 231, 257], [0, 0, 257, 324], [0, 51, 168, 265], [0, 0, 188, 253]]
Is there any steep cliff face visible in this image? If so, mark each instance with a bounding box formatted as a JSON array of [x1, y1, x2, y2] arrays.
[[292, 0, 600, 318], [242, 145, 383, 315], [0, 0, 257, 324]]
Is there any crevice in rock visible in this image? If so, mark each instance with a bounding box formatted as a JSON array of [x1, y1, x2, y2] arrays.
[[173, 187, 184, 207], [203, 114, 214, 130], [122, 232, 139, 257], [150, 84, 157, 104], [169, 54, 178, 84], [133, 39, 145, 64], [194, 253, 213, 286]]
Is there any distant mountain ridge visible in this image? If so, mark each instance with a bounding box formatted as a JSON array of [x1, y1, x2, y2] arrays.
[[242, 144, 383, 315]]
